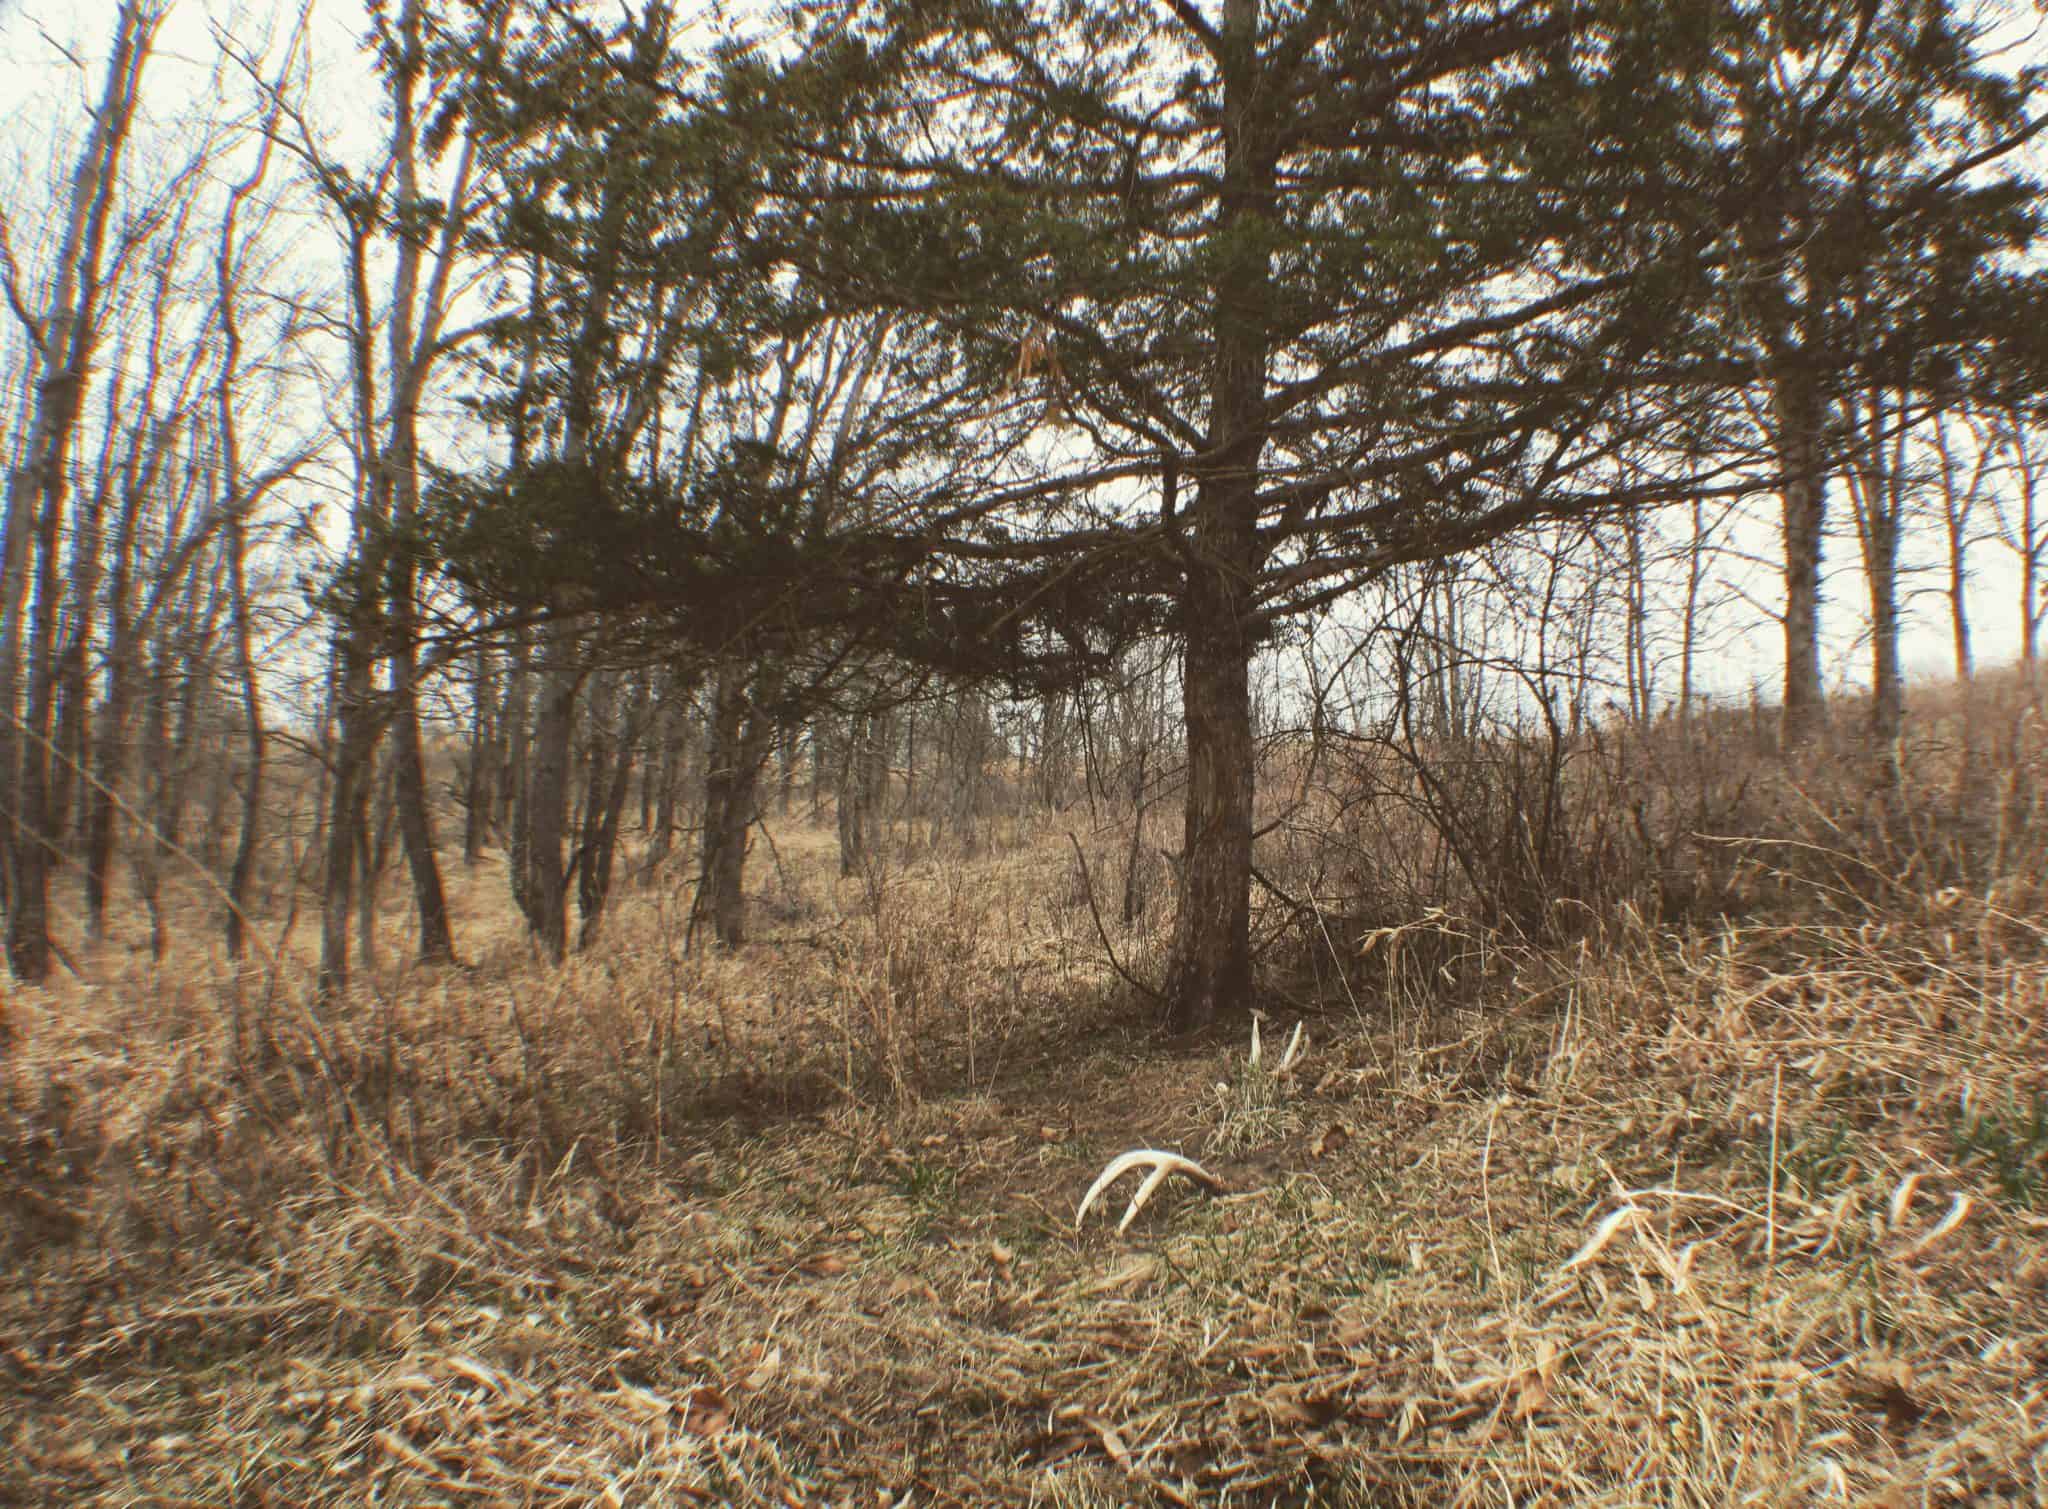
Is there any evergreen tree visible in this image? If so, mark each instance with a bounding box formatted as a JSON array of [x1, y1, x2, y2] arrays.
[[704, 0, 1778, 1028], [434, 0, 2043, 1030]]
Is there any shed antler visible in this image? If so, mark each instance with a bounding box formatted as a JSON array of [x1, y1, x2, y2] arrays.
[[1075, 1149, 1227, 1234], [1249, 1018, 1305, 1075]]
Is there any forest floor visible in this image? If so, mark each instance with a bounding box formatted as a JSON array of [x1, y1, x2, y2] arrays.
[[3, 787, 2047, 1505]]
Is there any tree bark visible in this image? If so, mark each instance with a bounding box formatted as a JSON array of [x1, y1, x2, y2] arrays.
[[835, 713, 875, 876], [319, 632, 374, 1000], [1774, 369, 1829, 747], [1163, 0, 1268, 1033], [695, 665, 775, 948], [1864, 497, 1904, 744], [4, 0, 153, 980], [578, 675, 646, 948], [521, 624, 578, 960], [1678, 498, 1707, 723], [216, 117, 278, 961], [1165, 568, 1256, 1031], [380, 0, 467, 966], [463, 644, 494, 864], [504, 630, 535, 915], [1847, 381, 1909, 747]]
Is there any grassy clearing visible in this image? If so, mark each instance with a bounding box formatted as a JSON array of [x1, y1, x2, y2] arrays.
[[4, 699, 2048, 1504]]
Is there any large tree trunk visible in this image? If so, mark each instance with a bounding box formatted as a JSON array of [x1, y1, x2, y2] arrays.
[[1774, 370, 1829, 747], [1165, 570, 1255, 1031], [1163, 0, 1268, 1033], [49, 456, 110, 852], [379, 0, 462, 967]]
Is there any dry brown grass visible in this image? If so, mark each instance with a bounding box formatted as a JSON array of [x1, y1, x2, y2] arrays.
[[4, 691, 2047, 1505]]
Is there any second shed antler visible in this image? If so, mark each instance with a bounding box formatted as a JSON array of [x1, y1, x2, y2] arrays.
[[1075, 1149, 1227, 1234], [1249, 1018, 1306, 1075]]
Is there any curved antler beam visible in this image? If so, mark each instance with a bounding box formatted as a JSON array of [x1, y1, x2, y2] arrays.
[[1075, 1149, 1227, 1234]]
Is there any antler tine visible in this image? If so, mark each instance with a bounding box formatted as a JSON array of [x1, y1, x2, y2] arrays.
[[1275, 1021, 1305, 1075], [1249, 1018, 1263, 1069]]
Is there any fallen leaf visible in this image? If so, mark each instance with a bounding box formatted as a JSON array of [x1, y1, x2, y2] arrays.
[[680, 1384, 732, 1439], [739, 1345, 782, 1392], [1512, 1373, 1553, 1419], [1395, 1398, 1424, 1444]]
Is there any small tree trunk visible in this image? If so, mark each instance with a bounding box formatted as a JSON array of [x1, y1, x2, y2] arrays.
[[520, 623, 577, 959], [835, 715, 868, 876], [1775, 370, 1829, 747], [1866, 503, 1904, 744], [579, 677, 646, 948], [391, 669, 454, 961], [1679, 497, 1706, 723], [463, 644, 494, 864], [503, 630, 533, 911], [5, 1, 154, 980], [222, 517, 265, 959], [695, 666, 775, 947], [83, 628, 133, 935], [648, 707, 682, 873], [319, 631, 375, 1001]]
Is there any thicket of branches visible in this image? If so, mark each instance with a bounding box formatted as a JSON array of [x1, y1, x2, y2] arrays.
[[2, 0, 2047, 1025]]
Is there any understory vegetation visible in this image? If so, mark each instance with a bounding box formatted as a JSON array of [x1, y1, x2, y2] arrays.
[[3, 673, 2044, 1505]]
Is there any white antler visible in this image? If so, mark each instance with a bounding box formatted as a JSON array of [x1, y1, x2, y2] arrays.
[[1249, 1019, 1306, 1075], [1275, 1021, 1306, 1074], [1075, 1149, 1226, 1234]]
